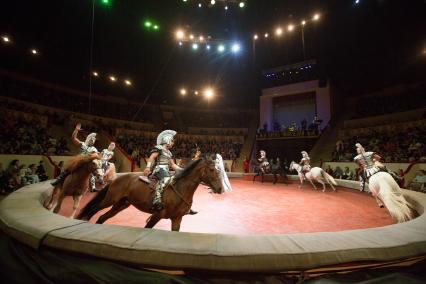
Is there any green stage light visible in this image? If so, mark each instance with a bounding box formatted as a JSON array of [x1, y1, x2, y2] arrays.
[[153, 25, 159, 30], [144, 21, 152, 28], [101, 0, 110, 5]]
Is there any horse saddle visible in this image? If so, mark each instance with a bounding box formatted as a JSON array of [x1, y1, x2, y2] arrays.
[[138, 175, 157, 190]]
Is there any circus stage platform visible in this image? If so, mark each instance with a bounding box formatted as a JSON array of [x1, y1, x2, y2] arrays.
[[58, 179, 395, 234]]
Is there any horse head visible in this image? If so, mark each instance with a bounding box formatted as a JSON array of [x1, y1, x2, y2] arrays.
[[200, 155, 224, 194], [289, 161, 300, 173], [88, 154, 104, 183]]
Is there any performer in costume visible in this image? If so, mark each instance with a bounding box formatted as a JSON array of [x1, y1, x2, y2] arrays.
[[101, 142, 115, 175], [258, 150, 270, 173], [142, 130, 199, 214], [354, 143, 400, 191], [299, 151, 311, 179], [51, 123, 98, 191]]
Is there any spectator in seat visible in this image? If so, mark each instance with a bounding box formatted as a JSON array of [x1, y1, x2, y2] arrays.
[[26, 164, 40, 184], [409, 170, 426, 192], [334, 166, 343, 179], [342, 167, 353, 180], [36, 161, 48, 181], [325, 165, 334, 176]]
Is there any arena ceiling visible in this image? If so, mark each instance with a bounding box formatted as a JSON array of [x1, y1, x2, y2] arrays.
[[0, 0, 425, 108]]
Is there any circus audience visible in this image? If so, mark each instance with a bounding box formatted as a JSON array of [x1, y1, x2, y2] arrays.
[[116, 133, 243, 161], [332, 124, 426, 163], [0, 113, 69, 155]]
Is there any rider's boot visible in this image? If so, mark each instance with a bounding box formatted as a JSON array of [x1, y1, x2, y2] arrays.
[[50, 170, 70, 186], [151, 183, 164, 211], [89, 175, 98, 192], [188, 209, 198, 215]]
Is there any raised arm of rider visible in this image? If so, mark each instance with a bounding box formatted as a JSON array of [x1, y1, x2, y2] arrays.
[[143, 152, 159, 176], [71, 123, 83, 146]]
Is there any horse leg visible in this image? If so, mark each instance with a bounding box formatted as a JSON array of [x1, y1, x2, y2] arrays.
[[171, 216, 183, 232], [252, 172, 258, 183], [53, 189, 66, 214], [96, 198, 130, 224], [298, 174, 304, 189], [145, 213, 162, 229], [309, 179, 318, 191], [70, 194, 83, 218], [375, 195, 385, 208], [316, 179, 325, 192], [44, 187, 58, 210]]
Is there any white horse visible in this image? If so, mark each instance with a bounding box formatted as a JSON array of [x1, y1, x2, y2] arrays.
[[367, 172, 414, 223], [289, 161, 337, 192]]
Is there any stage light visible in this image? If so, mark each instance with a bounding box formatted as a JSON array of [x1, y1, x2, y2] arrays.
[[2, 36, 10, 43], [301, 20, 306, 26], [182, 0, 187, 2], [178, 41, 183, 46], [253, 34, 258, 40], [206, 44, 211, 50], [30, 49, 38, 55], [355, 0, 360, 4], [180, 88, 187, 95], [231, 43, 241, 53], [176, 30, 185, 40], [275, 28, 283, 36], [109, 76, 117, 82], [194, 90, 199, 95], [199, 36, 204, 42], [313, 13, 320, 21], [192, 43, 199, 50], [189, 34, 194, 40], [124, 79, 132, 86], [92, 71, 99, 77], [239, 2, 245, 8], [204, 88, 214, 99], [225, 5, 228, 10], [101, 0, 110, 5], [144, 21, 152, 28], [287, 24, 294, 31], [211, 0, 216, 5], [264, 33, 269, 38], [153, 25, 159, 30], [198, 3, 202, 8], [217, 44, 225, 53]]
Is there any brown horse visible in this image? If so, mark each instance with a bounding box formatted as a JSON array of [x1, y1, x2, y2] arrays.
[[77, 157, 223, 231], [44, 154, 104, 218]]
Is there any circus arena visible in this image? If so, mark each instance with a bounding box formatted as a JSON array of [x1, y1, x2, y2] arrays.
[[1, 1, 426, 283]]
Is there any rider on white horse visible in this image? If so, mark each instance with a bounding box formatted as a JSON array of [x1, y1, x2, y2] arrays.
[[354, 143, 388, 191], [299, 151, 311, 179]]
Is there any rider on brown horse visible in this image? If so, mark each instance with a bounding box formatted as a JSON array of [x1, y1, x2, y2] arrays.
[[51, 123, 98, 191], [141, 130, 197, 214]]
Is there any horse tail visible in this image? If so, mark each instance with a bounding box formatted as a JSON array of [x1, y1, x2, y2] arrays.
[[77, 184, 110, 220], [321, 170, 337, 185], [373, 173, 413, 223]]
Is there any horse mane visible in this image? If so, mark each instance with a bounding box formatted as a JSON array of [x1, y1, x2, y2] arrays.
[[174, 158, 203, 181], [64, 154, 99, 173]]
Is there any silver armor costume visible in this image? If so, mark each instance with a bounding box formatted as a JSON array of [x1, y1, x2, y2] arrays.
[[353, 143, 382, 179], [148, 130, 179, 210]]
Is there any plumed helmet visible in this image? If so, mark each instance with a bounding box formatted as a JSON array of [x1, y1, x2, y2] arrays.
[[156, 130, 177, 146], [301, 151, 308, 157], [355, 143, 365, 153], [85, 133, 97, 145]]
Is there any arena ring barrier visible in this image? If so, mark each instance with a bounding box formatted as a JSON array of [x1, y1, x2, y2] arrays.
[[0, 177, 426, 273]]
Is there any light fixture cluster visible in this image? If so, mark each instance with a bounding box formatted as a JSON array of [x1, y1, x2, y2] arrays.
[[252, 13, 321, 41], [181, 0, 246, 10], [175, 29, 242, 54], [1, 35, 40, 56], [91, 71, 133, 87], [179, 86, 215, 99]]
